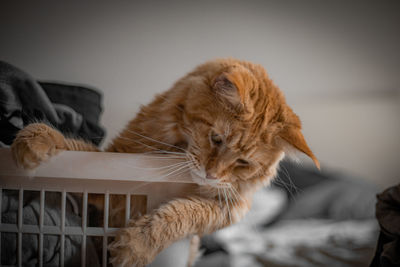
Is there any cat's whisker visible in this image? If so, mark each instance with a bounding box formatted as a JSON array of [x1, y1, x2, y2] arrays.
[[222, 188, 232, 225], [226, 189, 238, 221], [108, 159, 191, 177], [272, 176, 287, 189], [125, 129, 191, 155], [129, 138, 187, 156], [217, 188, 222, 207], [141, 161, 191, 171], [125, 166, 189, 184], [188, 158, 201, 171], [116, 135, 187, 156], [127, 181, 153, 194], [186, 167, 199, 176], [136, 156, 187, 160], [124, 161, 190, 180], [229, 187, 241, 207], [110, 137, 187, 158], [165, 168, 194, 182], [140, 152, 185, 156], [183, 155, 197, 167], [125, 163, 192, 192], [96, 136, 193, 183], [227, 187, 240, 208], [229, 185, 246, 203], [280, 164, 302, 195], [114, 160, 192, 171], [226, 189, 234, 225], [126, 173, 178, 191], [117, 151, 187, 159], [213, 182, 231, 189], [273, 175, 297, 201], [155, 163, 192, 182]]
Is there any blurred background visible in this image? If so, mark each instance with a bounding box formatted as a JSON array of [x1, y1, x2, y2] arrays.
[[1, 0, 399, 188], [1, 1, 399, 266]]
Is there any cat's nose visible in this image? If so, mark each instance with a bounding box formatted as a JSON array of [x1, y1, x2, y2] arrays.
[[206, 173, 218, 180]]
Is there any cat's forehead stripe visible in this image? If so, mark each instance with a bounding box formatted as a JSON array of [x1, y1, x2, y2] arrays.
[[187, 113, 213, 127], [226, 130, 260, 156]]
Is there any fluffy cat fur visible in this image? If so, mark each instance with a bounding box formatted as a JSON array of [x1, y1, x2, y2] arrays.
[[11, 58, 318, 266]]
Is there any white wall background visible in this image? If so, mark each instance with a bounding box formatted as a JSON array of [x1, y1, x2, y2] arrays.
[[1, 0, 399, 187]]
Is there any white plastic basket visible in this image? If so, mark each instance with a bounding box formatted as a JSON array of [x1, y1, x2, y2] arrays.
[[0, 148, 196, 267]]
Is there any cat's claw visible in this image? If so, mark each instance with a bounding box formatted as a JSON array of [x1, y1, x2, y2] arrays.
[[11, 123, 66, 169]]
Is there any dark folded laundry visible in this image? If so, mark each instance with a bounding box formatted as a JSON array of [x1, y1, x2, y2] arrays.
[[0, 61, 105, 147], [371, 184, 400, 267]]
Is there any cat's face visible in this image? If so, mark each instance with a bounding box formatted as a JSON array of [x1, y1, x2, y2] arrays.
[[176, 59, 318, 187], [184, 114, 285, 187]]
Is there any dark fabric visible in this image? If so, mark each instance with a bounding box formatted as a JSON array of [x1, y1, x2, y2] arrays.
[[271, 160, 378, 221], [371, 184, 400, 267], [0, 61, 105, 146]]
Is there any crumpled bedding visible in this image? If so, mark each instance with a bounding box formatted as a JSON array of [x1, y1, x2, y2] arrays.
[[216, 218, 378, 267], [195, 162, 380, 267]]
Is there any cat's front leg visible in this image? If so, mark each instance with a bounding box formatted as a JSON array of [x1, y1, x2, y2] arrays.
[[11, 123, 99, 169], [109, 196, 247, 267], [109, 214, 158, 267]]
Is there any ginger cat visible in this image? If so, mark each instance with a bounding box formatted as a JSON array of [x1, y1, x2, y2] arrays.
[[11, 58, 319, 266]]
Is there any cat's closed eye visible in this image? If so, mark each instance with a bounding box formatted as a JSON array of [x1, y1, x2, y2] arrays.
[[236, 158, 249, 166], [210, 132, 223, 146]]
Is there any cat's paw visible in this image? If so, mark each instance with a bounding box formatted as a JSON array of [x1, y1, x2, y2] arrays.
[[11, 123, 66, 169], [109, 216, 158, 267]]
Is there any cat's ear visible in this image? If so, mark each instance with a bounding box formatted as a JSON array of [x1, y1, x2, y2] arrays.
[[213, 73, 244, 108], [279, 126, 320, 169]]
